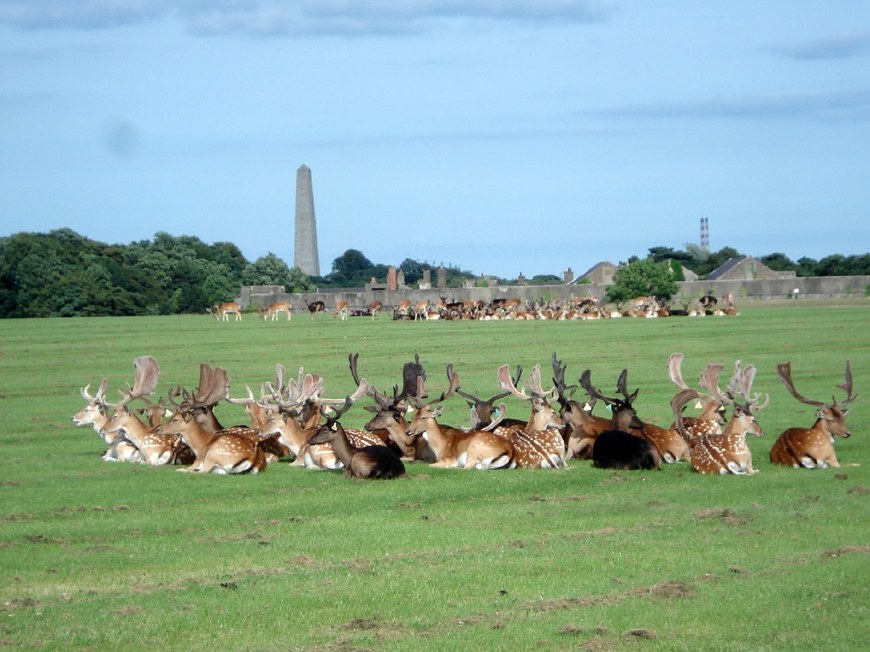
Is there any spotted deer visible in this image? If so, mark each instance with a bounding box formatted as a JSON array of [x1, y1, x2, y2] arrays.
[[672, 360, 768, 475], [258, 301, 292, 321], [492, 363, 567, 469], [667, 353, 727, 443], [770, 361, 856, 468], [101, 356, 191, 466], [208, 302, 242, 321], [405, 367, 514, 469]]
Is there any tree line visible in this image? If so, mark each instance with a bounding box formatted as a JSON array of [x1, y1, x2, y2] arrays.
[[0, 229, 867, 318]]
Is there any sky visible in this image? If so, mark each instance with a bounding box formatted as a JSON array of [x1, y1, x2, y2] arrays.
[[1, 1, 869, 280]]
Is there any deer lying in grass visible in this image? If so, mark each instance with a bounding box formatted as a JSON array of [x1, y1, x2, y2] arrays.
[[551, 354, 611, 460], [672, 360, 768, 475], [308, 381, 405, 479], [770, 361, 856, 469], [580, 369, 661, 470], [405, 368, 514, 469], [72, 377, 142, 462], [492, 363, 567, 469], [101, 356, 191, 466]]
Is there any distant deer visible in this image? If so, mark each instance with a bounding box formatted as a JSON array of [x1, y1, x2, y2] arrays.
[[208, 302, 242, 321], [770, 361, 856, 468], [672, 360, 768, 475], [304, 300, 328, 319]]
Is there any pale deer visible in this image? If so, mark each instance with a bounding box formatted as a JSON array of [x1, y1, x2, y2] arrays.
[[672, 360, 768, 475], [208, 302, 242, 321], [333, 299, 350, 320], [367, 300, 383, 319], [308, 385, 405, 479], [259, 301, 292, 321], [580, 369, 661, 470], [405, 368, 514, 469], [73, 377, 142, 462], [770, 361, 856, 468], [492, 363, 567, 469]]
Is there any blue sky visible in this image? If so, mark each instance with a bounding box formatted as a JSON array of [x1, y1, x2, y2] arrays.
[[1, 1, 868, 279]]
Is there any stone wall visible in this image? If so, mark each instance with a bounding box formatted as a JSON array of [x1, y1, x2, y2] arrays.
[[237, 276, 869, 311]]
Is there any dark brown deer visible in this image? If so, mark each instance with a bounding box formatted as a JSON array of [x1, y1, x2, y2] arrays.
[[551, 354, 612, 460], [770, 361, 856, 468], [305, 299, 327, 319], [672, 360, 768, 475], [580, 369, 661, 470], [307, 381, 405, 480]]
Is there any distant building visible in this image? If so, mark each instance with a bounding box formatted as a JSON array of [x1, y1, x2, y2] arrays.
[[294, 164, 320, 276], [568, 261, 618, 285], [707, 256, 796, 281]]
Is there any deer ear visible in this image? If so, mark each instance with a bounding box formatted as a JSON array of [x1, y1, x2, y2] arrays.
[[433, 407, 443, 417]]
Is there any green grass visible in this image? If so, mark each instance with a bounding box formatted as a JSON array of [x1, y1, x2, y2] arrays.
[[0, 303, 868, 650]]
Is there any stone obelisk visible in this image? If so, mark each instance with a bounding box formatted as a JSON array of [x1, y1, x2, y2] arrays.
[[294, 164, 320, 276]]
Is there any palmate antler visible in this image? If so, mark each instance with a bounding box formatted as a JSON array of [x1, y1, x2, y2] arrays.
[[726, 360, 769, 415], [777, 360, 856, 410], [116, 355, 160, 408], [192, 363, 229, 408]]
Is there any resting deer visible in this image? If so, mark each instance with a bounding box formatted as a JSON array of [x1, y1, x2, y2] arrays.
[[770, 361, 856, 468], [580, 369, 661, 470], [672, 360, 768, 475], [667, 353, 726, 443], [308, 382, 405, 479], [492, 363, 567, 469], [73, 376, 142, 463], [551, 354, 612, 460], [405, 368, 514, 469], [101, 356, 191, 466]]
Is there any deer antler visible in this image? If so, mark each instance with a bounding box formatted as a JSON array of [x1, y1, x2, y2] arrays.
[[727, 361, 769, 414], [838, 360, 856, 407], [117, 356, 159, 408], [551, 353, 578, 409], [193, 363, 229, 407], [776, 362, 826, 407], [667, 353, 689, 390], [671, 387, 702, 442], [498, 364, 530, 400]]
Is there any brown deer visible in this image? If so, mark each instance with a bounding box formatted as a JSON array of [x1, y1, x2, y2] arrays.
[[101, 357, 191, 466], [366, 300, 383, 319], [672, 360, 768, 475], [405, 368, 514, 469], [667, 353, 727, 443], [551, 354, 611, 460], [304, 299, 328, 319], [333, 299, 350, 320], [258, 301, 292, 320], [208, 302, 242, 321], [492, 363, 567, 469], [770, 361, 856, 468], [307, 382, 405, 479]]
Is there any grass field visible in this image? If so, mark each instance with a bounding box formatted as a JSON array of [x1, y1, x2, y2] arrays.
[[0, 302, 868, 650]]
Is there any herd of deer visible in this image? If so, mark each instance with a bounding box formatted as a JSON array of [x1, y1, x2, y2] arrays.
[[73, 352, 856, 478], [207, 295, 737, 323]]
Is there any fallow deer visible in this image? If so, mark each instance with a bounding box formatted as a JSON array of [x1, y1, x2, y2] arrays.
[[308, 383, 405, 479], [672, 360, 768, 475], [366, 300, 383, 319], [208, 302, 242, 321], [73, 377, 142, 462], [770, 361, 856, 468], [492, 363, 567, 469], [551, 354, 611, 460], [259, 301, 292, 321], [667, 353, 726, 444], [580, 369, 661, 470], [333, 299, 350, 321], [405, 368, 514, 469], [304, 300, 328, 319]]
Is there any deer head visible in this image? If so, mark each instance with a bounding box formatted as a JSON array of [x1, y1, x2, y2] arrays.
[[579, 368, 642, 431]]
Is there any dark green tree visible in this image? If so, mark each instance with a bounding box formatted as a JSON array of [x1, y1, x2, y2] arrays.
[[241, 253, 294, 287], [605, 259, 678, 306]]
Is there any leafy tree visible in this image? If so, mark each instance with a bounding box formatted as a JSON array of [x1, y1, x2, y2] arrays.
[[241, 253, 294, 287], [760, 252, 796, 272], [399, 258, 426, 284], [287, 267, 313, 293], [332, 249, 373, 279], [605, 259, 678, 306]]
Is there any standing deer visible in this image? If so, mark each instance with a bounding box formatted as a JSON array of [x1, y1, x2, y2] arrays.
[[366, 300, 383, 320], [308, 382, 405, 479], [580, 369, 661, 470], [304, 300, 328, 319], [208, 302, 242, 321], [770, 361, 856, 468], [672, 360, 768, 475], [259, 301, 292, 321]]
